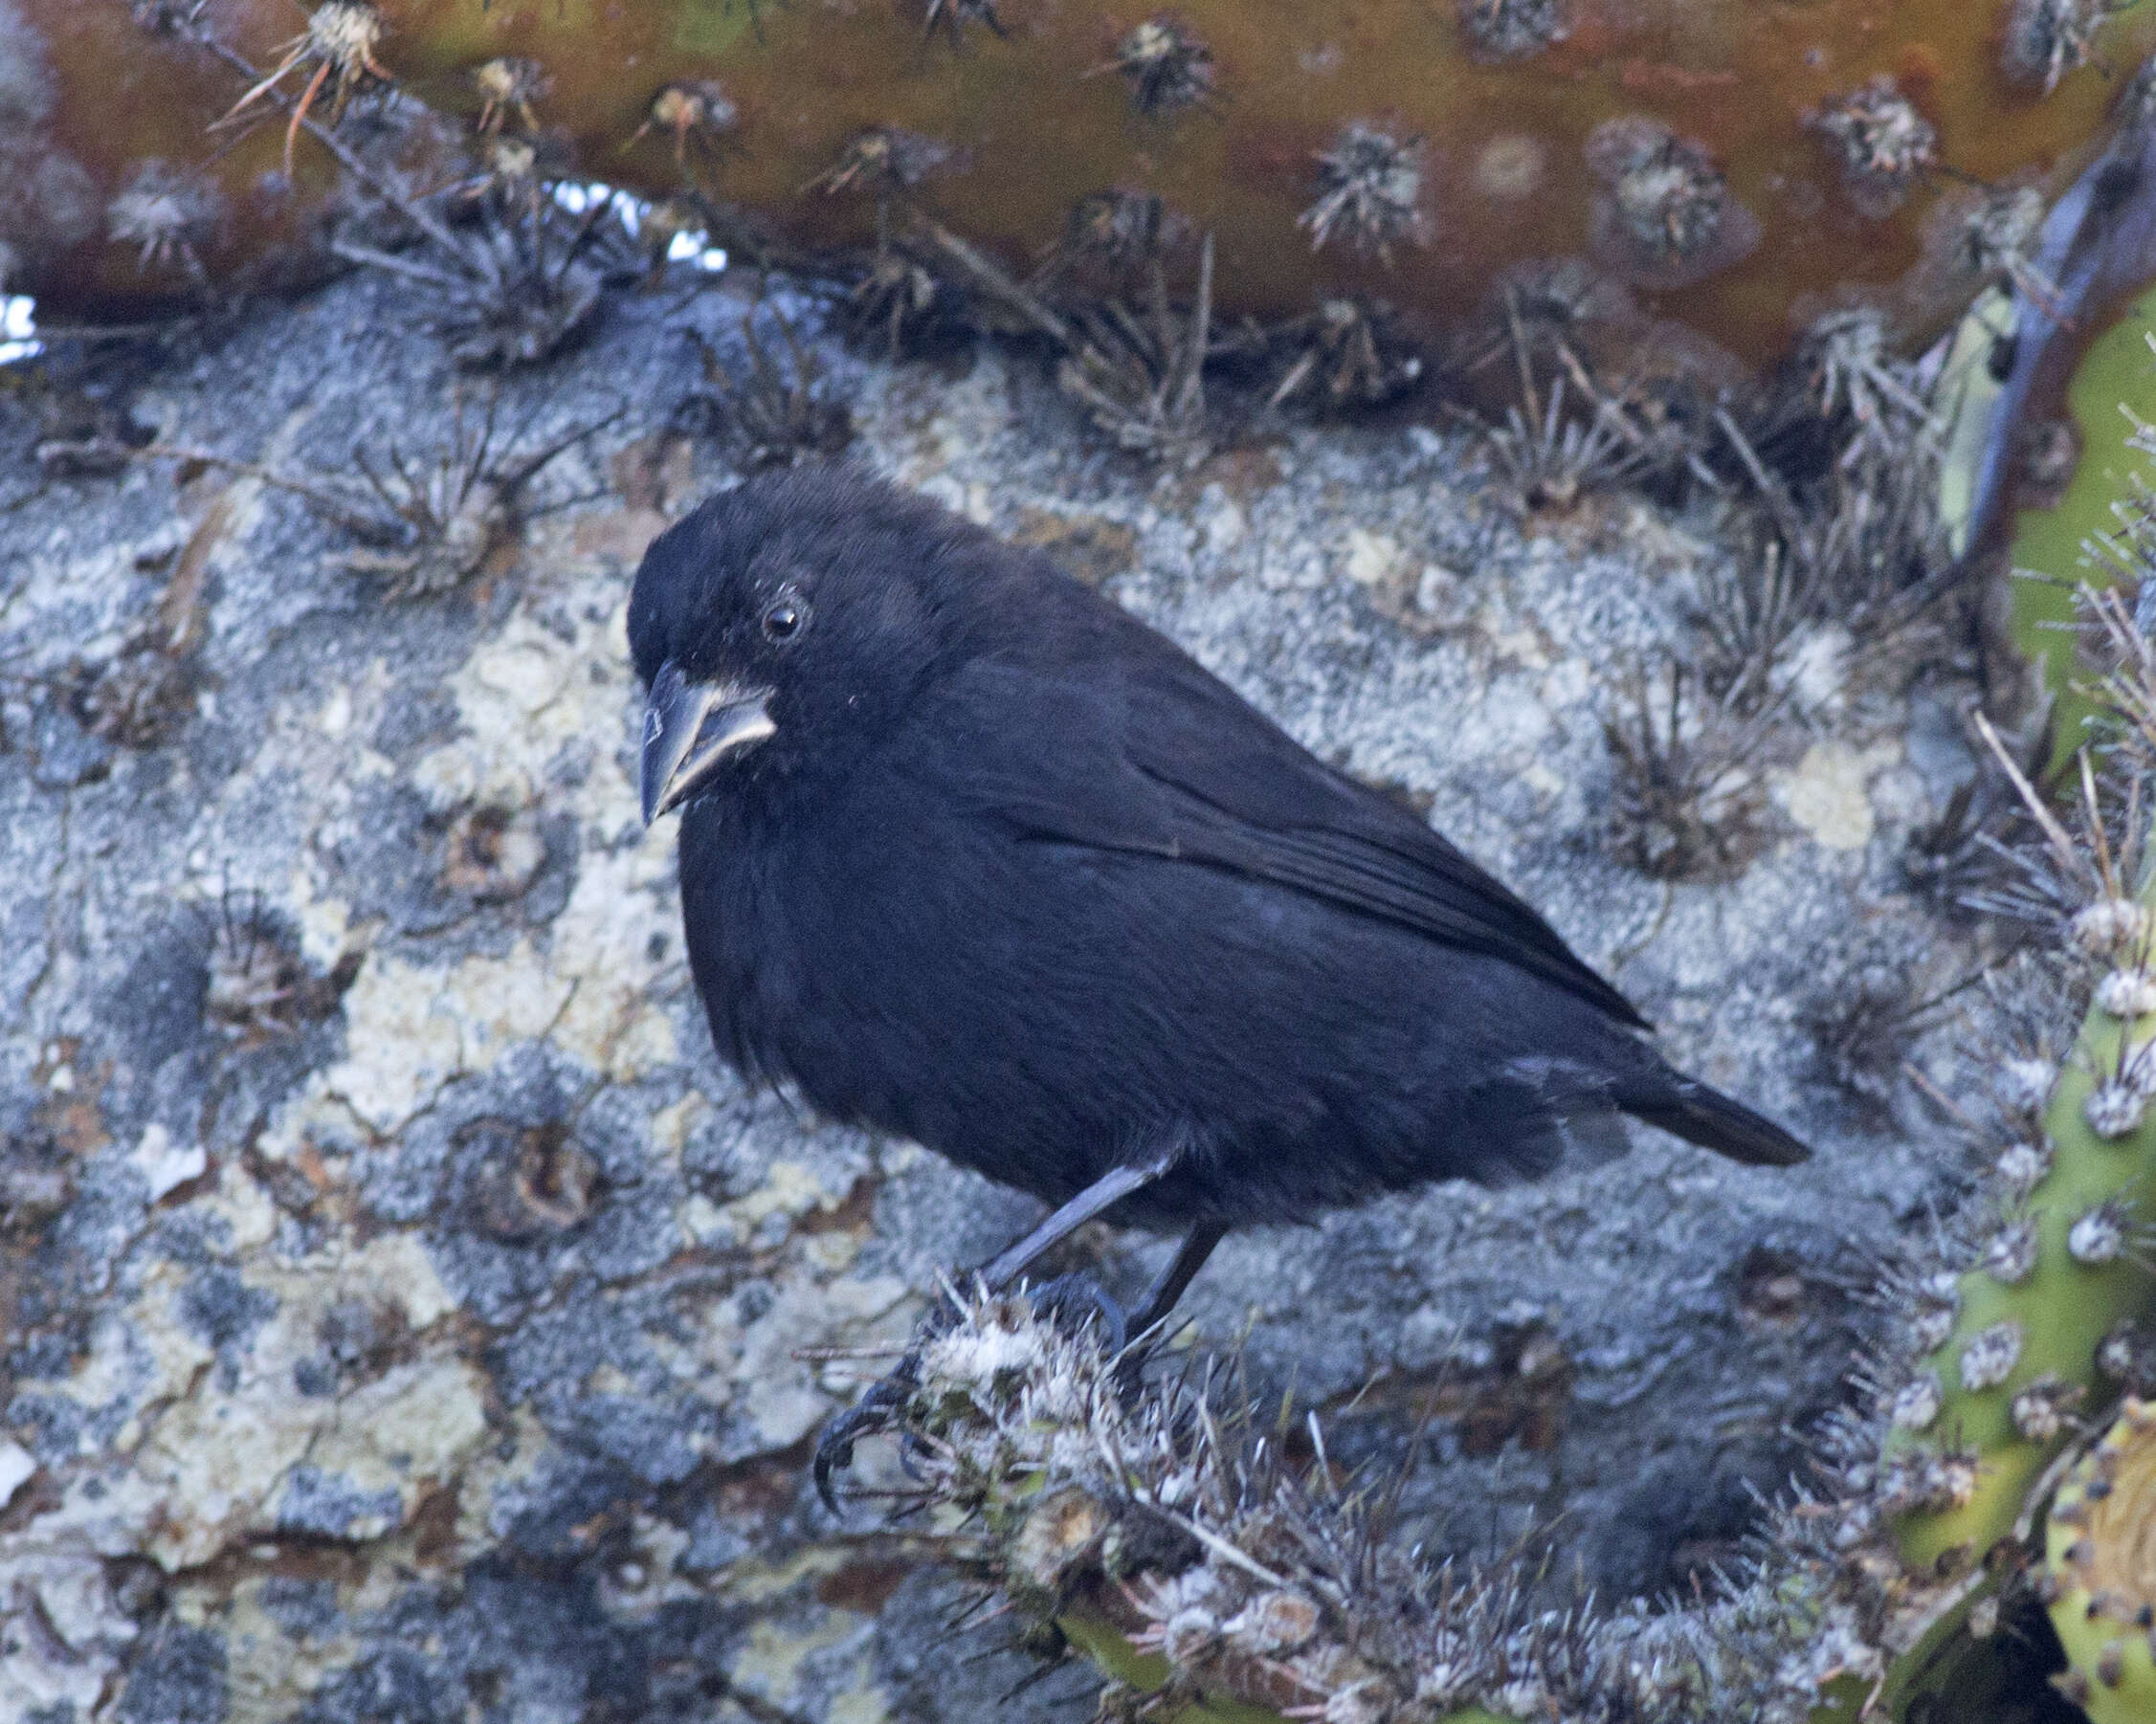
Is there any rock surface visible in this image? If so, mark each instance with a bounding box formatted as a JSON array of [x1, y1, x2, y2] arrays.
[[0, 270, 1987, 1722]]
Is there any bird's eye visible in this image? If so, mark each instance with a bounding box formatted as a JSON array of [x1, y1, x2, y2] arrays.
[[761, 596, 807, 643]]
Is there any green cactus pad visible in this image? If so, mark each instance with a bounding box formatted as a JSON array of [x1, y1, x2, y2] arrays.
[[1889, 980, 2156, 1576], [2045, 1396, 2156, 1723], [2006, 287, 2156, 774]]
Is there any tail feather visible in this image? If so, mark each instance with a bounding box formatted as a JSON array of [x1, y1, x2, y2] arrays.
[[1618, 1075, 1811, 1167]]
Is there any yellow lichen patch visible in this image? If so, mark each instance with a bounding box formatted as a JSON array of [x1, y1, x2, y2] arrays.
[[647, 1092, 707, 1156], [1341, 527, 1409, 591], [195, 1155, 281, 1252], [427, 603, 636, 802], [435, 940, 580, 1064], [318, 949, 478, 1132], [720, 1159, 848, 1242], [305, 1359, 492, 1507], [322, 887, 674, 1129], [538, 846, 680, 1079], [0, 1542, 144, 1718], [137, 1383, 324, 1569], [1775, 740, 1894, 851], [825, 1674, 895, 1724], [208, 1576, 362, 1724], [368, 580, 688, 1089], [61, 1211, 485, 1571], [281, 868, 354, 971], [705, 1543, 862, 1605], [727, 1611, 877, 1717], [448, 1404, 558, 1556], [343, 1231, 457, 1329], [58, 1264, 218, 1443]]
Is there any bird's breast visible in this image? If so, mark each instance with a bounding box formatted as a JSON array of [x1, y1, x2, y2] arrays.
[[678, 785, 1189, 1182]]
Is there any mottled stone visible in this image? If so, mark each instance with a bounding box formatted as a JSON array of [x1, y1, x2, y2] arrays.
[[0, 267, 1989, 1718]]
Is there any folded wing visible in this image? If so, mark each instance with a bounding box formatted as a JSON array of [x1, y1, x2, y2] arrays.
[[910, 652, 1647, 1030]]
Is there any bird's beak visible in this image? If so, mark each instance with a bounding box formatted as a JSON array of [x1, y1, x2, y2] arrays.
[[640, 661, 776, 824]]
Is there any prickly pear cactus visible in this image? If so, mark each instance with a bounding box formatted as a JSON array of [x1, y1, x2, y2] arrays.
[[1883, 883, 2156, 1580], [2045, 1397, 2156, 1723], [10, 0, 2156, 370]]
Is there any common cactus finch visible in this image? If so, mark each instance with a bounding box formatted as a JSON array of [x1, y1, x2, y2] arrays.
[[627, 467, 1808, 1503]]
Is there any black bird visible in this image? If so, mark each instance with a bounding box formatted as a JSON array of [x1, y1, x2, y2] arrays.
[[629, 469, 1808, 1478]]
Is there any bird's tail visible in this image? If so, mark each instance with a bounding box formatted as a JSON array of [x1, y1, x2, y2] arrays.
[[1617, 1073, 1811, 1167]]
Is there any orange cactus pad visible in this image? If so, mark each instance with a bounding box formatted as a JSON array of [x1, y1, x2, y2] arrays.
[[6, 0, 2155, 368]]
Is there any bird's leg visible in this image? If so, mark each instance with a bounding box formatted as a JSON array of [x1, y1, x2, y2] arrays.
[[976, 1145, 1180, 1291], [1128, 1220, 1226, 1337], [812, 1145, 1183, 1514], [966, 1144, 1189, 1350]]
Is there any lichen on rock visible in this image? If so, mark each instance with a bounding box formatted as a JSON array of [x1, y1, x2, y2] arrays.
[[0, 255, 2034, 1720]]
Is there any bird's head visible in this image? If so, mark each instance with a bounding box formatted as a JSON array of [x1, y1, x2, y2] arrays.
[[628, 466, 1007, 822]]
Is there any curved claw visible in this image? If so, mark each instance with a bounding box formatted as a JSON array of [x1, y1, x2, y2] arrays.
[[809, 1283, 977, 1515], [895, 1429, 935, 1484], [811, 1366, 918, 1514], [1026, 1273, 1128, 1357]]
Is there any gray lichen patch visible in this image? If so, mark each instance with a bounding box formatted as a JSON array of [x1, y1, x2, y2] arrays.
[[0, 267, 1999, 1719]]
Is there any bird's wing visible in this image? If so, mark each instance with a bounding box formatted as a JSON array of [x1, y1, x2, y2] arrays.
[[910, 654, 1646, 1028]]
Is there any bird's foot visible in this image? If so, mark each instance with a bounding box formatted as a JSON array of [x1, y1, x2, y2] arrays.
[[811, 1271, 1128, 1514], [811, 1362, 922, 1514], [1023, 1272, 1128, 1357]]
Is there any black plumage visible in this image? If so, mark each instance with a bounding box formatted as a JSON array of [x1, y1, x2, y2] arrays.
[[629, 466, 1807, 1330]]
